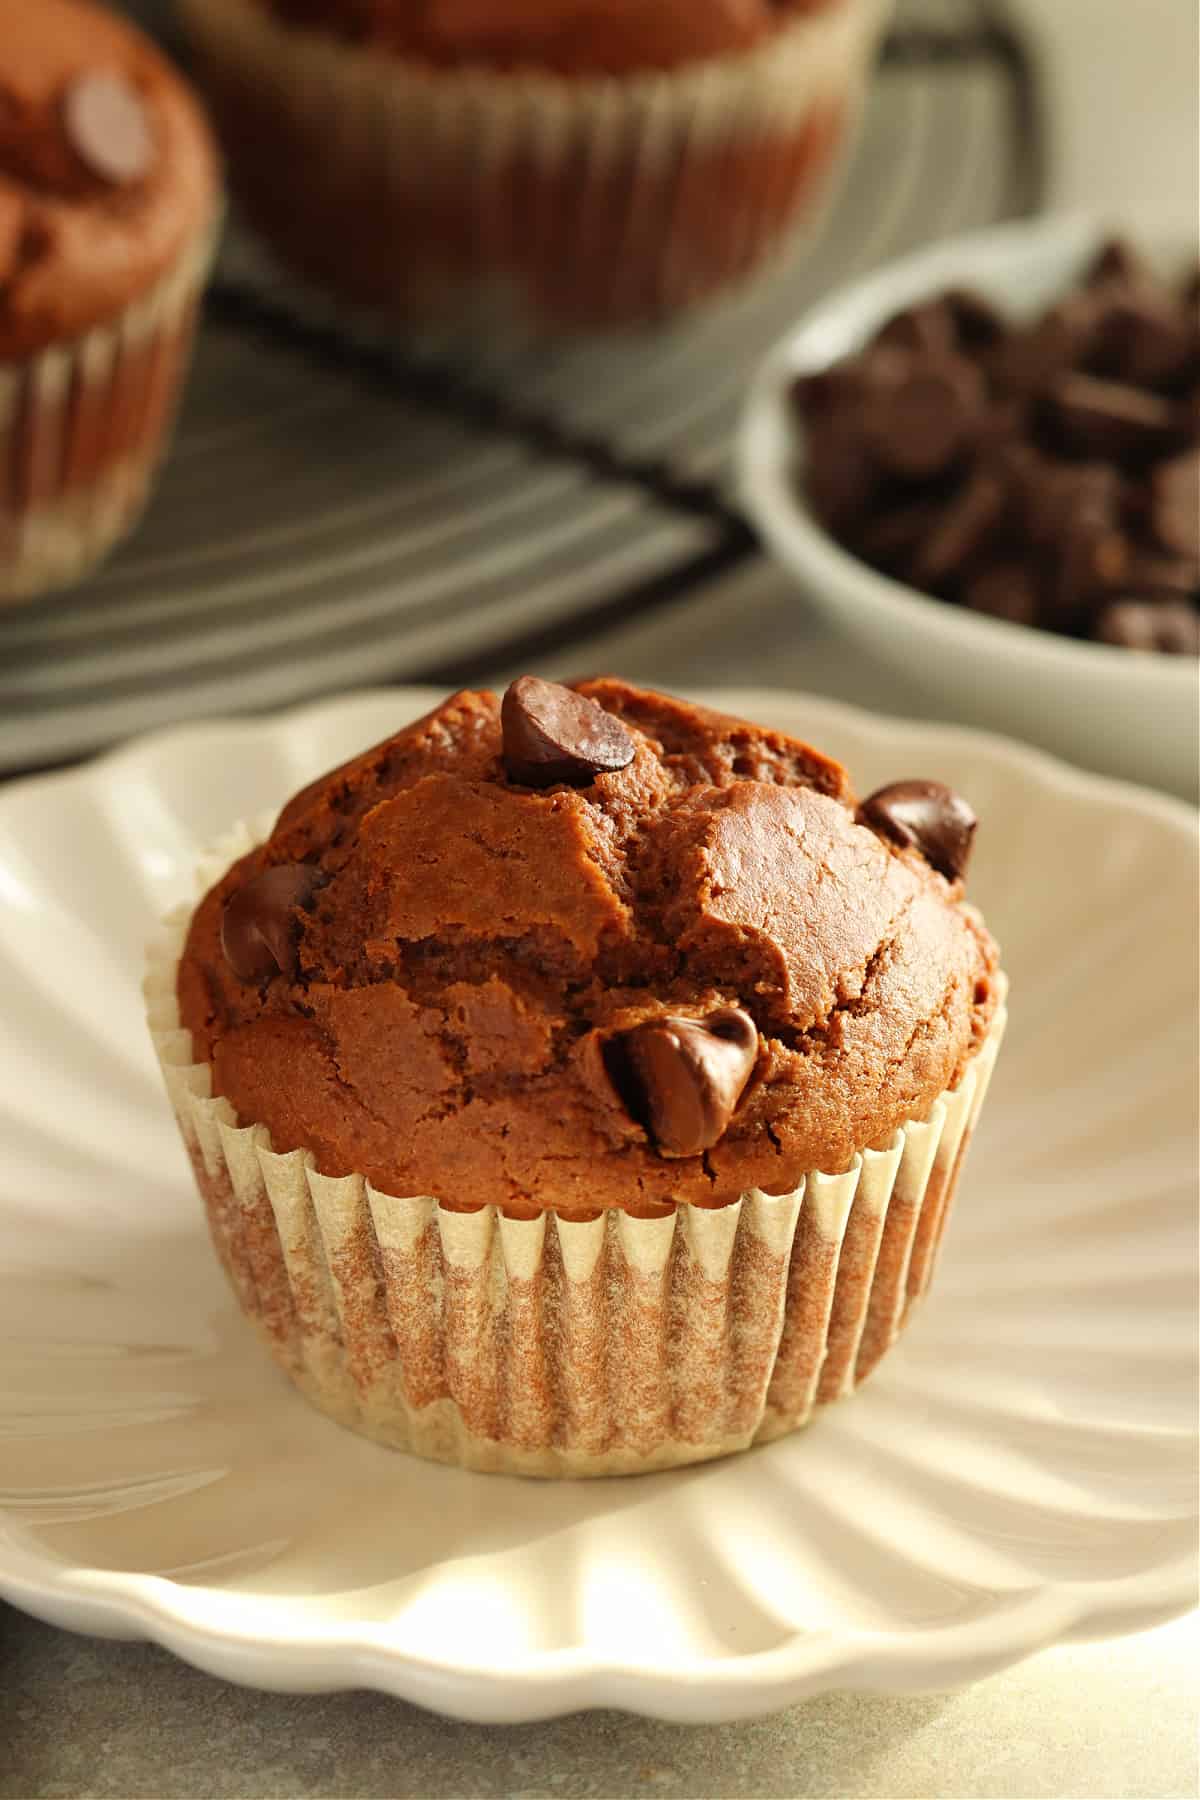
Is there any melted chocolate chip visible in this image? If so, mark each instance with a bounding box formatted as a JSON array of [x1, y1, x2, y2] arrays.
[[502, 676, 635, 788], [220, 863, 325, 982], [63, 71, 154, 187], [610, 1007, 758, 1159], [857, 781, 977, 882]]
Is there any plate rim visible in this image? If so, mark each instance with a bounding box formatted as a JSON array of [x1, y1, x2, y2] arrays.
[[0, 684, 1196, 1723], [9, 679, 1200, 837]]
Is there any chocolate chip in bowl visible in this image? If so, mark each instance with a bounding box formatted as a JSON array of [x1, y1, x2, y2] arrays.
[[787, 234, 1200, 655], [739, 215, 1200, 796]]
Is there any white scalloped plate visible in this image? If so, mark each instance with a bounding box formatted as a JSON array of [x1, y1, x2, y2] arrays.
[[0, 688, 1195, 1723]]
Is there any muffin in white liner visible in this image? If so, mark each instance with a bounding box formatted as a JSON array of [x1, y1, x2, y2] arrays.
[[0, 1, 221, 604], [146, 676, 1005, 1480], [180, 0, 890, 330], [1, 225, 217, 604]]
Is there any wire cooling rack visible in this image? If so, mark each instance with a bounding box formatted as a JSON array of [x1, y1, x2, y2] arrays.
[[0, 0, 1043, 776]]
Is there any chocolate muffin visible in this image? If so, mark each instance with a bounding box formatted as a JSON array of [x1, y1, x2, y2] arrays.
[[150, 680, 1006, 1475], [0, 0, 220, 602], [178, 0, 888, 329]]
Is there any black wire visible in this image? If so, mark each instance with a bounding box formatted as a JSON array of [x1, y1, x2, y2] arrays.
[[418, 533, 757, 687], [204, 281, 745, 532]]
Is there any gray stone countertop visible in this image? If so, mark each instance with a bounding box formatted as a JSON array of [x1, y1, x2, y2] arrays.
[[3, 1607, 1196, 1800]]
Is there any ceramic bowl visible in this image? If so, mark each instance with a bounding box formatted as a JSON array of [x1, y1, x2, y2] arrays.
[[737, 214, 1199, 798]]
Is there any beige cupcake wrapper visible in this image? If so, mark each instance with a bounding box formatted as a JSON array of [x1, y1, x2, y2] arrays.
[[181, 0, 891, 328], [146, 819, 1006, 1477], [0, 219, 219, 605]]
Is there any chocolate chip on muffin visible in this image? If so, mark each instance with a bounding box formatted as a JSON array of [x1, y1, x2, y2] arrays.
[[221, 864, 328, 982], [856, 780, 977, 883], [606, 1006, 759, 1158], [501, 675, 636, 788]]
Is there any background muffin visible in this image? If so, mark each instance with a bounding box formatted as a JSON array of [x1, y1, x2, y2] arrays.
[[179, 0, 889, 330], [0, 0, 220, 603], [150, 679, 1005, 1475]]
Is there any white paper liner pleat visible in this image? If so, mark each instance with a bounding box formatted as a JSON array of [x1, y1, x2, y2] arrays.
[[147, 823, 1006, 1477], [0, 220, 218, 605], [181, 0, 890, 329]]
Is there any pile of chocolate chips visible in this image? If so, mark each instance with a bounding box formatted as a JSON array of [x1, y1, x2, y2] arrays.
[[791, 238, 1200, 654]]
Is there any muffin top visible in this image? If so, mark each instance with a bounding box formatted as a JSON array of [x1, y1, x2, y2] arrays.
[[257, 0, 837, 77], [178, 681, 998, 1216], [0, 0, 219, 358]]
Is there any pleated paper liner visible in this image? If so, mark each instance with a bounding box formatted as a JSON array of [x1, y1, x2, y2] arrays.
[[146, 820, 1005, 1477], [181, 0, 890, 331], [0, 219, 219, 606]]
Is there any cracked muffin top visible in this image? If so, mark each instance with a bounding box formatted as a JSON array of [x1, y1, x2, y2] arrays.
[[177, 679, 999, 1216], [0, 0, 218, 358]]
